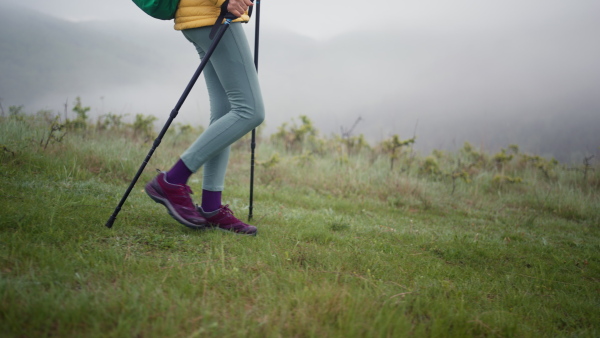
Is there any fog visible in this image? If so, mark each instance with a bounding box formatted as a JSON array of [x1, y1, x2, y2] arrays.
[[1, 0, 599, 161]]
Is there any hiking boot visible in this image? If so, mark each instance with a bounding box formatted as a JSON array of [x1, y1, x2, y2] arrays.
[[145, 172, 207, 229], [198, 204, 257, 236]]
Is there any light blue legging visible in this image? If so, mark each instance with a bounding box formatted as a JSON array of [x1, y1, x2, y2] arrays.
[[180, 23, 265, 191]]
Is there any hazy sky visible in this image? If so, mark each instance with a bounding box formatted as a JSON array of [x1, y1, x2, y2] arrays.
[[7, 0, 600, 39], [2, 0, 599, 160]]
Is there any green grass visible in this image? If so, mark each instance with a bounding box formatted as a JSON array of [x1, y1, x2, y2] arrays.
[[0, 115, 599, 337]]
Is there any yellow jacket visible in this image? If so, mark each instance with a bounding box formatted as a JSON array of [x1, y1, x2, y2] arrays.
[[174, 0, 250, 30]]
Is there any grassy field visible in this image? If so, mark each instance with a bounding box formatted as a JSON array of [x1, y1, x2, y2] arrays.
[[0, 112, 599, 337]]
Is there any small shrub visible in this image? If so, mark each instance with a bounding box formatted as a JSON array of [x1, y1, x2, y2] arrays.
[[96, 113, 128, 131], [519, 154, 558, 180], [131, 114, 158, 141], [460, 142, 489, 169], [271, 115, 318, 153], [379, 134, 415, 170], [65, 97, 90, 130], [492, 174, 523, 189], [420, 156, 441, 177], [493, 148, 514, 170], [40, 115, 66, 151]]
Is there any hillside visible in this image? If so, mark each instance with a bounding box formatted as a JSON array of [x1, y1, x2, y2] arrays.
[[1, 112, 599, 336], [0, 2, 181, 104]]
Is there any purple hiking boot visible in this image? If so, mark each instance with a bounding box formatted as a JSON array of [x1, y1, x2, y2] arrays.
[[198, 205, 257, 236], [145, 172, 207, 229]]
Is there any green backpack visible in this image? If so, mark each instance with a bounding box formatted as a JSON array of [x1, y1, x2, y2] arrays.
[[132, 0, 180, 20]]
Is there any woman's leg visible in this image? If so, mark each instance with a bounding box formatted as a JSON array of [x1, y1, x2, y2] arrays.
[[180, 23, 265, 190], [193, 57, 230, 213]]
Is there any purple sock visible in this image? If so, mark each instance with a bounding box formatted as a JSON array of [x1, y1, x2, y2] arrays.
[[166, 159, 192, 185], [201, 190, 222, 213]]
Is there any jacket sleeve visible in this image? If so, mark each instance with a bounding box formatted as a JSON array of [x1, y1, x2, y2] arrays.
[[214, 0, 226, 7]]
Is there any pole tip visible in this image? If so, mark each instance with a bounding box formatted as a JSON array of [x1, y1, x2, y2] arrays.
[[105, 215, 116, 228]]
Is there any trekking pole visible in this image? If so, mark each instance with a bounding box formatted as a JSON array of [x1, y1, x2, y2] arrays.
[[105, 17, 235, 229], [248, 0, 261, 221]]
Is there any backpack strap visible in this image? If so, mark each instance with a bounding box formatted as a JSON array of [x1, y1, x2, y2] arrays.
[[209, 0, 254, 39]]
